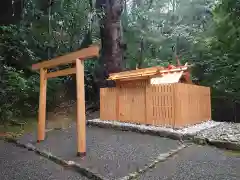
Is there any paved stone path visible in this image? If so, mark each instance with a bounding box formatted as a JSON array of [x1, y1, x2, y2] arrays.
[[139, 145, 240, 180], [0, 140, 88, 180], [1, 125, 240, 180], [19, 125, 181, 179]]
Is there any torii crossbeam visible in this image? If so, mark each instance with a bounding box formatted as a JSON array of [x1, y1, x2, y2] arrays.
[[32, 45, 99, 156]]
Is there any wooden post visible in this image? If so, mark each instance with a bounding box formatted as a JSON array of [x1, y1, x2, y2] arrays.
[[38, 68, 47, 142], [116, 82, 120, 120], [76, 59, 86, 156], [145, 85, 148, 124], [208, 87, 212, 121], [32, 46, 99, 155]]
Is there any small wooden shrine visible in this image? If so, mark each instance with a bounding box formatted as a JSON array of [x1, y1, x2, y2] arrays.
[[100, 63, 211, 128]]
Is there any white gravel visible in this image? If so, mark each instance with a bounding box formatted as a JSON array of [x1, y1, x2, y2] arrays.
[[88, 119, 222, 136], [197, 122, 240, 143], [88, 119, 240, 143]]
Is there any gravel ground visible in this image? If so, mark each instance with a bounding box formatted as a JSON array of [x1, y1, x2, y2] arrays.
[[88, 119, 221, 136], [88, 119, 240, 144], [0, 140, 89, 180], [139, 144, 240, 180], [197, 122, 240, 143], [19, 125, 180, 179]]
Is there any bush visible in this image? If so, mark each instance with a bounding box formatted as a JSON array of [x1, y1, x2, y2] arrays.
[[0, 25, 62, 123], [0, 65, 63, 123]]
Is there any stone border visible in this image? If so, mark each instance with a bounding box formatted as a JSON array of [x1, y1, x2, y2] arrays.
[[1, 135, 188, 180], [118, 144, 187, 180], [87, 120, 240, 151], [1, 136, 107, 180], [2, 135, 188, 180], [87, 120, 184, 141], [192, 136, 240, 151], [1, 120, 239, 180]]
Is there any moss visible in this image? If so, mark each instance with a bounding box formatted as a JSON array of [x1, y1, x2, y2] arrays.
[[0, 117, 37, 137], [224, 150, 240, 157]]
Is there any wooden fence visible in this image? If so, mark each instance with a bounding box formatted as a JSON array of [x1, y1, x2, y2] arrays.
[[100, 83, 211, 128]]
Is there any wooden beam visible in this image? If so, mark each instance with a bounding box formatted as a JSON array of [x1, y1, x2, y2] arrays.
[[116, 76, 150, 82], [159, 66, 188, 73], [109, 67, 160, 79], [46, 67, 76, 79], [109, 66, 162, 77], [76, 59, 86, 156], [37, 68, 47, 142], [108, 66, 189, 81], [32, 46, 99, 70]]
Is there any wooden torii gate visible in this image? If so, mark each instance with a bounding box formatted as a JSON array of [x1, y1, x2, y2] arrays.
[[32, 45, 99, 156]]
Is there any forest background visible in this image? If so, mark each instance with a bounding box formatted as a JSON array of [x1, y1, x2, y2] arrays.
[[0, 0, 239, 124]]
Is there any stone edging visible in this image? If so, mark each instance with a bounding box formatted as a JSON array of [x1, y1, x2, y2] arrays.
[[87, 120, 240, 151], [87, 121, 184, 141], [118, 144, 187, 180], [1, 135, 188, 180], [192, 136, 240, 151], [1, 137, 107, 180], [1, 121, 239, 180]]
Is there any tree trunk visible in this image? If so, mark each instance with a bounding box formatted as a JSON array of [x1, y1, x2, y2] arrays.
[[95, 0, 124, 87]]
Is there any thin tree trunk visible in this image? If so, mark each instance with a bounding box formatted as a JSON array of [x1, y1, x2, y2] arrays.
[[136, 38, 144, 69]]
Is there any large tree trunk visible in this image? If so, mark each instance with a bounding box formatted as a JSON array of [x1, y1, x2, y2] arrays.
[[95, 0, 124, 87]]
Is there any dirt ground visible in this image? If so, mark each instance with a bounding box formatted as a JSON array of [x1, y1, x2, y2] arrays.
[[0, 100, 100, 135], [46, 104, 100, 129]]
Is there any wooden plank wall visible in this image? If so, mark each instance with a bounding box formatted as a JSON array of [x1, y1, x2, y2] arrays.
[[100, 88, 117, 120], [174, 83, 211, 128], [146, 84, 175, 127], [118, 80, 147, 124], [174, 83, 190, 127], [100, 83, 211, 128]]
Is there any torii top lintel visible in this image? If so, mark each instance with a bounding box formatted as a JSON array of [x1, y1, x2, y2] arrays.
[[32, 45, 100, 70]]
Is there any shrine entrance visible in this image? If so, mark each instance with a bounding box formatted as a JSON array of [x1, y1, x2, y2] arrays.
[[32, 45, 99, 156]]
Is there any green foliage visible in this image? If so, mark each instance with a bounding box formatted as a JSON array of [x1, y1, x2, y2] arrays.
[[84, 60, 99, 103], [0, 0, 98, 122], [0, 25, 34, 122], [121, 0, 240, 121], [1, 0, 240, 123], [0, 25, 36, 70], [209, 0, 240, 95], [122, 0, 215, 68], [189, 0, 240, 99]]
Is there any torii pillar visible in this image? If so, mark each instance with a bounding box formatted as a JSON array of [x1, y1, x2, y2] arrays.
[[32, 46, 99, 156]]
